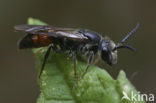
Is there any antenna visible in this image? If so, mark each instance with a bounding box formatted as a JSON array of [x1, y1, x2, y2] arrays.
[[113, 45, 136, 52], [121, 22, 140, 43]]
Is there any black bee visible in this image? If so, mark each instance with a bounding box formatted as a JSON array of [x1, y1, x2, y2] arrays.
[[14, 23, 140, 79]]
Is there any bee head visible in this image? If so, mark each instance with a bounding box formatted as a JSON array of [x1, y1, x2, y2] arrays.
[[100, 38, 117, 65], [100, 22, 140, 66]]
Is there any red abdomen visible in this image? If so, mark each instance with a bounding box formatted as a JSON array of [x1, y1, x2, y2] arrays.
[[19, 34, 52, 49]]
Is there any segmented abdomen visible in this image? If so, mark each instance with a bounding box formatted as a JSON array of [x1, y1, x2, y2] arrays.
[[19, 34, 52, 49]]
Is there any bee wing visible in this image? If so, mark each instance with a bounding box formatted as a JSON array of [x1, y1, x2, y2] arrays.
[[14, 25, 55, 33], [14, 25, 88, 41]]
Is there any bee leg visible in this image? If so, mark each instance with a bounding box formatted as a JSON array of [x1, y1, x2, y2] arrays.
[[73, 51, 77, 79], [51, 45, 63, 53], [68, 50, 73, 58], [39, 45, 52, 78], [79, 51, 94, 80]]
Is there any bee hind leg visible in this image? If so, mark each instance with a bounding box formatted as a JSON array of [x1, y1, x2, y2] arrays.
[[79, 51, 94, 80], [39, 44, 66, 78], [39, 45, 53, 78], [72, 51, 77, 79]]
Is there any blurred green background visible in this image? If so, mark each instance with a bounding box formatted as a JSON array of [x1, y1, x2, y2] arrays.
[[0, 0, 155, 103]]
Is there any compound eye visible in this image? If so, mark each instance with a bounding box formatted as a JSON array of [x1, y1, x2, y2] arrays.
[[101, 47, 112, 65]]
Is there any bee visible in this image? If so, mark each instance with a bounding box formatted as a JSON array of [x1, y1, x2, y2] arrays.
[[14, 23, 140, 79]]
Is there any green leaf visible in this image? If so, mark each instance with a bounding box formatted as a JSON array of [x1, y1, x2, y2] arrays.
[[28, 17, 47, 25], [28, 18, 145, 103]]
